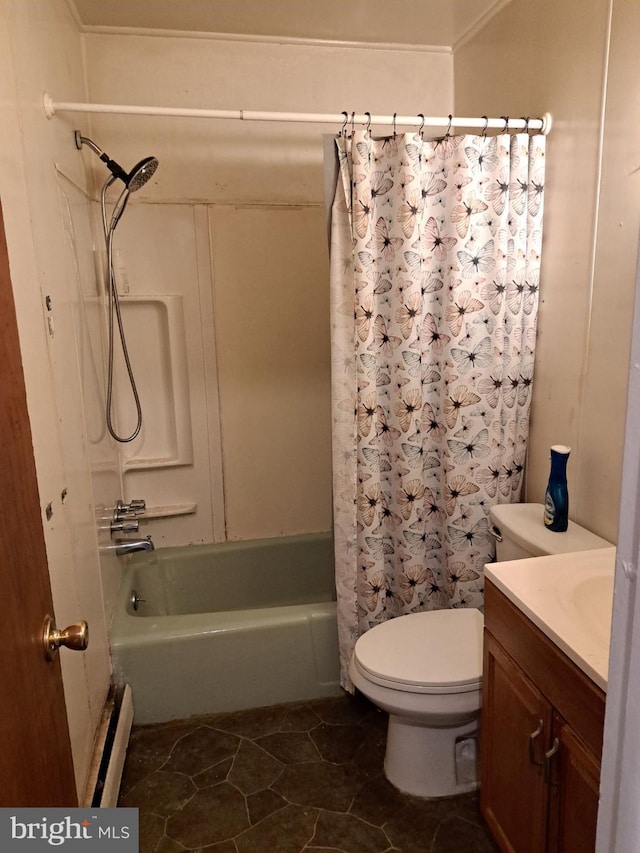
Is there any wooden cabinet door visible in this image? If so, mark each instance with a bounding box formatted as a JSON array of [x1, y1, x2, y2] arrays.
[[481, 631, 552, 853], [547, 715, 600, 853]]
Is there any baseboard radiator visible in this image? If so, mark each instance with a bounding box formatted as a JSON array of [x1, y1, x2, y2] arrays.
[[82, 683, 134, 808]]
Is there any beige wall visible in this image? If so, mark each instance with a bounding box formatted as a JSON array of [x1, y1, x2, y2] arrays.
[[0, 0, 113, 798], [81, 34, 453, 542], [585, 0, 640, 541], [83, 35, 453, 206], [455, 0, 634, 544]]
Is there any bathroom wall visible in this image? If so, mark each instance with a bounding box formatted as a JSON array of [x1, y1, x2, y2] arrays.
[[0, 0, 113, 797], [81, 34, 453, 544], [586, 0, 640, 541], [455, 0, 635, 545]]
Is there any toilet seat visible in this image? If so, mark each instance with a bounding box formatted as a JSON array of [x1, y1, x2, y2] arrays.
[[353, 609, 483, 695]]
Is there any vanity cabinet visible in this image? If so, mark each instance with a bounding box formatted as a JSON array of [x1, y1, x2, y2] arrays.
[[481, 580, 605, 853]]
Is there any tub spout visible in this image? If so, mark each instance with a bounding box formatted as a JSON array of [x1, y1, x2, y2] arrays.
[[115, 536, 154, 556]]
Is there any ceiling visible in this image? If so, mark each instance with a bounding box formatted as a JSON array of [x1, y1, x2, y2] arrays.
[[69, 0, 508, 48]]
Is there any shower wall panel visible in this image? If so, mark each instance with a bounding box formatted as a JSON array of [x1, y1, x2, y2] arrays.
[[108, 200, 332, 544], [210, 204, 331, 541], [104, 203, 217, 547], [57, 178, 123, 617], [116, 295, 193, 468]]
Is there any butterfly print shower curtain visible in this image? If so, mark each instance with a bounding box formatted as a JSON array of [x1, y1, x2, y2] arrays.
[[329, 129, 545, 689]]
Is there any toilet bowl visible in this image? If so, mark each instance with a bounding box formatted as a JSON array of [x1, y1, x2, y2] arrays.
[[350, 502, 613, 799], [350, 608, 483, 798]]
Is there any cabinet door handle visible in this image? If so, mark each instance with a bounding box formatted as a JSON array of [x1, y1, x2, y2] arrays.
[[529, 719, 544, 765], [544, 736, 560, 782]]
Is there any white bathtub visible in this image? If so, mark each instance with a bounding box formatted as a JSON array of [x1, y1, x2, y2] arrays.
[[110, 532, 341, 723]]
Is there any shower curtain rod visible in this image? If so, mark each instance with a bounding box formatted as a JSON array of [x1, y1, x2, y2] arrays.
[[42, 94, 552, 135]]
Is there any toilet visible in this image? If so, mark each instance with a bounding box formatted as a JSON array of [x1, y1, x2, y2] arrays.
[[349, 502, 612, 798], [489, 501, 611, 560]]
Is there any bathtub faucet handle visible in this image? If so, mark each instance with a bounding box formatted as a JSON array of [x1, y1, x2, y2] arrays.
[[114, 499, 147, 521], [117, 499, 146, 514], [111, 519, 140, 535]]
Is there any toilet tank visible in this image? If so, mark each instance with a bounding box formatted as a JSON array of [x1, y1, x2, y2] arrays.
[[489, 503, 612, 561]]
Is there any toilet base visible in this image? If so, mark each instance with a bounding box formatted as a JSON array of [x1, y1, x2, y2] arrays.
[[384, 713, 479, 798]]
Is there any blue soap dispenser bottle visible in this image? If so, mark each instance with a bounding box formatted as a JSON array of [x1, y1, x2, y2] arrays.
[[543, 445, 570, 532]]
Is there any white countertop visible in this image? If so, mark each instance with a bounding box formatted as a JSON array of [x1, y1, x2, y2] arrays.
[[485, 547, 616, 692]]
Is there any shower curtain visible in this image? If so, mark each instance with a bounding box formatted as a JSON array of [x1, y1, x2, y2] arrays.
[[329, 128, 545, 688]]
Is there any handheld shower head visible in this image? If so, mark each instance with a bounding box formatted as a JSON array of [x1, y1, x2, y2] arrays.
[[74, 130, 159, 443], [74, 130, 158, 191], [127, 156, 158, 192]]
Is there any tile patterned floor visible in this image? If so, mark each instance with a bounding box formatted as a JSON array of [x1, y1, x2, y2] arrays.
[[118, 693, 499, 852]]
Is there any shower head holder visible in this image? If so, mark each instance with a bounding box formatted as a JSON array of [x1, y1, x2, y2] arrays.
[[74, 130, 157, 191]]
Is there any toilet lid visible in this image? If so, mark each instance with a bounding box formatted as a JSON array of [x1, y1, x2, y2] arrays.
[[353, 609, 484, 694]]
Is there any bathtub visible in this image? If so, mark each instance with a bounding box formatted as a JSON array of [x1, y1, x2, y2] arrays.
[[110, 532, 341, 724]]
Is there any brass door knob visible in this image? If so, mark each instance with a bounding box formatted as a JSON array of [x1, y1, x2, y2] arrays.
[[43, 616, 89, 661]]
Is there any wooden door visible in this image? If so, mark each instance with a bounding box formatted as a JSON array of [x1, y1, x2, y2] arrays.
[[481, 631, 551, 853], [547, 715, 600, 853], [0, 199, 77, 805]]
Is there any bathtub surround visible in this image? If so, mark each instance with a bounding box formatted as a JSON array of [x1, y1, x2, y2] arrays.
[[118, 693, 499, 852], [330, 129, 545, 687], [110, 533, 341, 722], [78, 35, 452, 551]]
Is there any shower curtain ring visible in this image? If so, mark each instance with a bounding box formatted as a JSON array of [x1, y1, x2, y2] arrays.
[[521, 116, 531, 134], [351, 111, 356, 136], [501, 115, 510, 133], [446, 114, 453, 136], [481, 116, 489, 137], [341, 111, 348, 137], [392, 113, 397, 138], [418, 113, 425, 137], [365, 111, 372, 135]]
